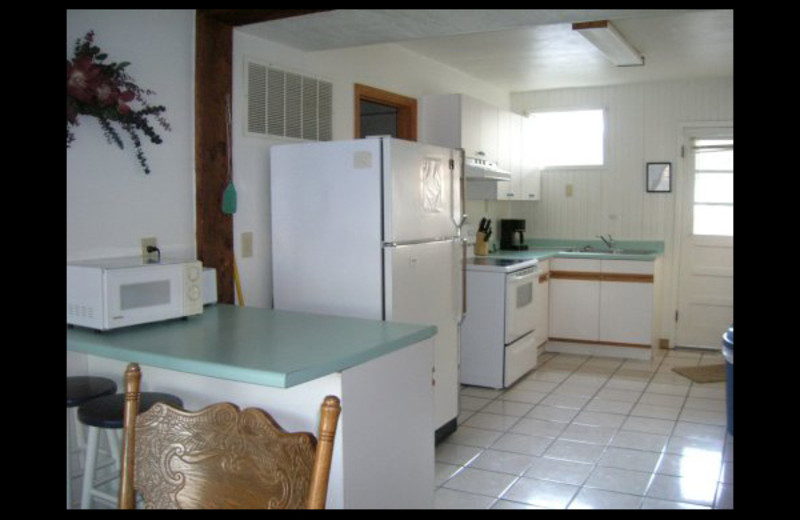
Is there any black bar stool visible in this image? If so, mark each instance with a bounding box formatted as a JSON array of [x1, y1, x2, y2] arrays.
[[67, 377, 117, 509], [78, 391, 183, 509]]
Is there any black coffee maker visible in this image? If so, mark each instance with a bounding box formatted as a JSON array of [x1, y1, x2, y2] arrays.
[[500, 219, 528, 250]]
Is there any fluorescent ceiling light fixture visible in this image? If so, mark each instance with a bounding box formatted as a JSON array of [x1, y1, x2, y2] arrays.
[[572, 20, 644, 67]]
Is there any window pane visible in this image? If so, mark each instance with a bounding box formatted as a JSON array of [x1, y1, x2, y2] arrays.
[[529, 109, 604, 167], [693, 204, 733, 236], [695, 139, 733, 171], [695, 173, 733, 204]]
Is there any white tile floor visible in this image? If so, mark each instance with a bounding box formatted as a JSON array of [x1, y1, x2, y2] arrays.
[[435, 349, 733, 509]]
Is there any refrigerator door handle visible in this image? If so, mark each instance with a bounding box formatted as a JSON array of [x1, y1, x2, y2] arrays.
[[450, 148, 467, 231], [459, 238, 467, 324]]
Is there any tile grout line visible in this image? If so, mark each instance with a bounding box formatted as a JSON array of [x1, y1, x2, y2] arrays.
[[441, 350, 727, 509]]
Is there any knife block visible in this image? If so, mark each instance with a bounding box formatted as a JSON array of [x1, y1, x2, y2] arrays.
[[474, 231, 489, 256]]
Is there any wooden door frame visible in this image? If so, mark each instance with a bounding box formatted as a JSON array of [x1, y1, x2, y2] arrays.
[[354, 84, 417, 141]]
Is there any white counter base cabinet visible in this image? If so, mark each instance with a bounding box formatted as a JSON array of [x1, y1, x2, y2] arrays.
[[66, 338, 435, 509], [546, 258, 660, 360]]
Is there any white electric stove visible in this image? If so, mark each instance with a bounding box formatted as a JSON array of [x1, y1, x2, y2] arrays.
[[462, 256, 540, 388]]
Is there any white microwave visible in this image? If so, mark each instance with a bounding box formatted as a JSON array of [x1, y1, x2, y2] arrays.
[[67, 256, 204, 330]]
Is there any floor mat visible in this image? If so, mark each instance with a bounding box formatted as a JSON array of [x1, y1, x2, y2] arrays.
[[671, 363, 726, 383]]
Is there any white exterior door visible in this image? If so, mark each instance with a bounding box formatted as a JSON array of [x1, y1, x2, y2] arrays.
[[674, 126, 733, 348]]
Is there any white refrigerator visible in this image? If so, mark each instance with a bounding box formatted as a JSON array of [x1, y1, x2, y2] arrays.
[[270, 137, 465, 438]]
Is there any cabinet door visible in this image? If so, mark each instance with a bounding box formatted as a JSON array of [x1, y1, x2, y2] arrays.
[[519, 118, 541, 201], [548, 277, 600, 341], [459, 95, 482, 157], [460, 95, 498, 160], [497, 112, 522, 200], [520, 166, 541, 201], [479, 100, 499, 161], [599, 281, 653, 345]]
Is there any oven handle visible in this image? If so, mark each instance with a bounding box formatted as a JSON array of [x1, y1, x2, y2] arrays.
[[508, 267, 540, 283]]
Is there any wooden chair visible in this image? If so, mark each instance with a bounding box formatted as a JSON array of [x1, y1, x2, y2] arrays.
[[118, 363, 341, 509]]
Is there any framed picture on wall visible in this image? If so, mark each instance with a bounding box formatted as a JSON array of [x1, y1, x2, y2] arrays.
[[646, 162, 671, 193]]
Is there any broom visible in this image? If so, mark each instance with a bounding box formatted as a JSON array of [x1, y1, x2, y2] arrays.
[[222, 94, 245, 306]]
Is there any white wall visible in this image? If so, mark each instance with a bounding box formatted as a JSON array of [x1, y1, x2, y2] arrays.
[[232, 30, 509, 308], [66, 11, 732, 345], [509, 77, 733, 342], [66, 10, 196, 261]]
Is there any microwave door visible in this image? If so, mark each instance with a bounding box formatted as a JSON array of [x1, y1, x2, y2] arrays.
[[105, 265, 183, 329]]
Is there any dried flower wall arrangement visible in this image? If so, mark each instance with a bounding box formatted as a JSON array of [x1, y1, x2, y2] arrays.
[[67, 31, 171, 174]]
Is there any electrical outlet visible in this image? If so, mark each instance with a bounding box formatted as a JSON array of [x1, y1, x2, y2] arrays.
[[565, 184, 574, 197], [241, 232, 253, 258], [141, 237, 158, 258]]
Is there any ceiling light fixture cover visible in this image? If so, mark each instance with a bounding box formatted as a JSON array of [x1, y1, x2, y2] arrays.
[[572, 20, 644, 67]]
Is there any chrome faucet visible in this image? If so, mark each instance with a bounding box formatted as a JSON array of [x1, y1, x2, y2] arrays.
[[597, 234, 616, 249]]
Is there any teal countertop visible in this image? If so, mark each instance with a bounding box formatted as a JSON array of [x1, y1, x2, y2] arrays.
[[66, 304, 437, 389], [486, 238, 664, 262]]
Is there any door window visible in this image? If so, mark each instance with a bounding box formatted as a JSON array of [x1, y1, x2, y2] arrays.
[[692, 139, 733, 236]]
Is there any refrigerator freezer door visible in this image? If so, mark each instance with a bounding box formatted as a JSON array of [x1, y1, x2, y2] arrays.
[[271, 139, 384, 319], [384, 239, 461, 431], [383, 139, 462, 244]]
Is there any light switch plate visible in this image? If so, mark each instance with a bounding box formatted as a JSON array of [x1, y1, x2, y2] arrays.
[[241, 232, 253, 258]]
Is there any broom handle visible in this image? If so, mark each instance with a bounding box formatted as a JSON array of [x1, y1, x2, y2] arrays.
[[225, 94, 233, 183], [233, 254, 245, 307]]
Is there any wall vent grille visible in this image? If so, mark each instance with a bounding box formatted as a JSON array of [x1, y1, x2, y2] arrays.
[[246, 61, 332, 141]]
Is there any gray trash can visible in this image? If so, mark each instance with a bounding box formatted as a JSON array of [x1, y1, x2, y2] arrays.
[[722, 325, 733, 436]]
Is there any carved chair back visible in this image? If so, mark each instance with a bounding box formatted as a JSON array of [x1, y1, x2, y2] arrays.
[[118, 363, 341, 509]]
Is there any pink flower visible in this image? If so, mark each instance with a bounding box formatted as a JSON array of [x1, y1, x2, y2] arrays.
[[95, 82, 118, 107], [67, 55, 102, 103], [117, 90, 135, 115]]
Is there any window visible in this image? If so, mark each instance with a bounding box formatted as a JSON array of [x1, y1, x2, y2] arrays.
[[692, 138, 733, 236], [527, 109, 605, 168]]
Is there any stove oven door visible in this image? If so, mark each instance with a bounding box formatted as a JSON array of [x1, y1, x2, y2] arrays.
[[505, 266, 538, 344]]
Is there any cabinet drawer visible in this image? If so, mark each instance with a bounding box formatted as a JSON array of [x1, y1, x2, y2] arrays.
[[505, 333, 538, 387], [601, 260, 654, 275], [551, 258, 601, 272]]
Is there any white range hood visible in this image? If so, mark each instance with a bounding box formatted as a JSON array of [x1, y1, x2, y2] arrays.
[[464, 156, 511, 182]]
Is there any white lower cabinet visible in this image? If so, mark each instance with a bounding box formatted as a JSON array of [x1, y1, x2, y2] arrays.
[[547, 257, 658, 358]]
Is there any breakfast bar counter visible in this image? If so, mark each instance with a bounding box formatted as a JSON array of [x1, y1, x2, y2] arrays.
[[67, 304, 438, 508], [66, 304, 437, 388]]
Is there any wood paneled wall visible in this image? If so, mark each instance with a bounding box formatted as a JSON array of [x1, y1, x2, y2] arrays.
[[510, 78, 733, 242]]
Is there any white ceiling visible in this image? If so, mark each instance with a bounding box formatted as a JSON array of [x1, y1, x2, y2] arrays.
[[239, 9, 733, 92]]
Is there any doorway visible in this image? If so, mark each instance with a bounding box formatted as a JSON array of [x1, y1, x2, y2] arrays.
[[354, 84, 417, 141], [674, 125, 733, 349]]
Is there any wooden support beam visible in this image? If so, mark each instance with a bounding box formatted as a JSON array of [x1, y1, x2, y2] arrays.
[[195, 12, 234, 303]]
